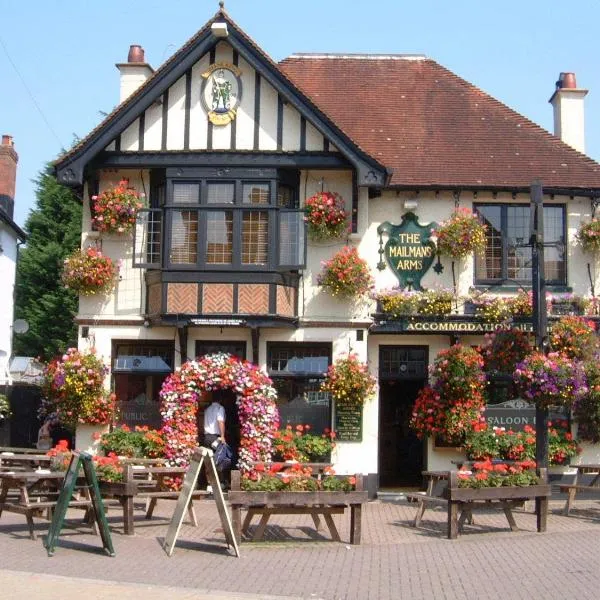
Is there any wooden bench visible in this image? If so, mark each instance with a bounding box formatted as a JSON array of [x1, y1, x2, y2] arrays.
[[560, 484, 600, 515], [228, 470, 368, 544], [0, 470, 118, 539], [405, 492, 448, 527], [100, 465, 206, 534]]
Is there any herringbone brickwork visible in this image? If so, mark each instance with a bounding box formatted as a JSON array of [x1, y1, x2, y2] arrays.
[[202, 283, 233, 313], [238, 284, 269, 314], [276, 285, 295, 317], [167, 283, 198, 313]]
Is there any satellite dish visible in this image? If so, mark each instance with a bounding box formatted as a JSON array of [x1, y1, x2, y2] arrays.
[[12, 319, 29, 334]]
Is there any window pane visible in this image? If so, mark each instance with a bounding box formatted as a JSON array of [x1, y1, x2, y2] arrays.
[[279, 210, 305, 267], [475, 205, 502, 280], [268, 345, 330, 373], [544, 206, 565, 282], [206, 211, 233, 264], [277, 184, 294, 207], [207, 182, 234, 204], [242, 210, 268, 264], [173, 183, 199, 204], [134, 209, 161, 267], [507, 206, 531, 281], [243, 183, 269, 205], [170, 210, 198, 264]]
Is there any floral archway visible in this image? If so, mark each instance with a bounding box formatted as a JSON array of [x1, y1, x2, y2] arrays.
[[159, 353, 279, 472]]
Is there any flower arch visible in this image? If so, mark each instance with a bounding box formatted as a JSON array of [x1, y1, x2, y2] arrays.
[[159, 353, 279, 472]]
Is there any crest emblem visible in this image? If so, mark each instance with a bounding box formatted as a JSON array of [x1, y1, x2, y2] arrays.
[[377, 213, 437, 291], [201, 62, 242, 125]]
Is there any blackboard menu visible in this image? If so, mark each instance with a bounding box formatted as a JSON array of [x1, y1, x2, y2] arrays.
[[335, 403, 363, 442]]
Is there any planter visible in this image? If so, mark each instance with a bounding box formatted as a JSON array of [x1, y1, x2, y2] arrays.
[[444, 484, 551, 502], [228, 489, 368, 505], [75, 423, 110, 455]]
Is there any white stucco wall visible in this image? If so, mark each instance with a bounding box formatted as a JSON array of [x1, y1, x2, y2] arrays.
[[0, 224, 18, 382]]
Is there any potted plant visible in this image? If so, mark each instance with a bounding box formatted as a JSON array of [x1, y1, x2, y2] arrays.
[[317, 246, 373, 299], [62, 247, 118, 296], [272, 424, 336, 462], [304, 191, 349, 242], [513, 351, 588, 410], [481, 328, 532, 377], [549, 293, 591, 316], [99, 425, 166, 459], [91, 180, 145, 235], [576, 218, 600, 254], [320, 353, 376, 407], [435, 208, 487, 259], [41, 348, 115, 451]]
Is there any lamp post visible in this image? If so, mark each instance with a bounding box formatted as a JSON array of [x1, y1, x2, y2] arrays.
[[530, 180, 549, 469]]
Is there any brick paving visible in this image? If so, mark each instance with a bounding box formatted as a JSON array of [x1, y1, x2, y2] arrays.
[[1, 494, 600, 599]]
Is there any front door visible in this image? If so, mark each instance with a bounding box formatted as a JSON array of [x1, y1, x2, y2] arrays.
[[378, 380, 425, 487], [378, 345, 428, 488]]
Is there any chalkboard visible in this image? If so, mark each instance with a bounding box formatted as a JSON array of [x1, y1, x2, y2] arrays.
[[335, 403, 363, 442], [44, 451, 114, 557]]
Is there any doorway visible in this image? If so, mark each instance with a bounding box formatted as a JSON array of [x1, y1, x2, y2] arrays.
[[378, 345, 428, 488]]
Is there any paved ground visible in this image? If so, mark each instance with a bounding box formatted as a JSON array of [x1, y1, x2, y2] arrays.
[[2, 492, 600, 599]]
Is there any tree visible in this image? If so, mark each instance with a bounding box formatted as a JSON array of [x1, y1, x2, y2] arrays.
[[13, 166, 81, 360]]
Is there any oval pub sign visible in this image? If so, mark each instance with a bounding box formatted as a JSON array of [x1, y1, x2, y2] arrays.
[[377, 213, 437, 291]]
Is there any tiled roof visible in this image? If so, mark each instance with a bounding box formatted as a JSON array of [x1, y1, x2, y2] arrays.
[[279, 55, 600, 190]]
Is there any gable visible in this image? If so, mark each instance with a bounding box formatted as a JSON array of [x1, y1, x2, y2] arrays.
[[55, 11, 387, 187], [103, 41, 335, 155]]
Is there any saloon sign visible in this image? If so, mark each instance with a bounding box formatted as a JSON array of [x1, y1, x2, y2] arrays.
[[377, 213, 437, 290]]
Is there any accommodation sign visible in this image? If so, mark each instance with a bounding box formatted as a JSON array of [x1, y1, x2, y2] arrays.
[[377, 213, 437, 291]]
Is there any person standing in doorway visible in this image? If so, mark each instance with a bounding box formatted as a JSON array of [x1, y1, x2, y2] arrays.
[[203, 394, 226, 449]]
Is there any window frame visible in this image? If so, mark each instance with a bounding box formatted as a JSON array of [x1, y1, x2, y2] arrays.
[[163, 169, 302, 271], [474, 202, 567, 287]]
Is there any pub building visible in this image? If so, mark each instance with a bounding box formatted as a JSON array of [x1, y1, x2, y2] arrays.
[[54, 5, 600, 493]]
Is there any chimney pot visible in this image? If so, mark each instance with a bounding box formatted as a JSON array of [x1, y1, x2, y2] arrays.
[[559, 72, 577, 90], [1, 134, 13, 147], [127, 44, 145, 63]]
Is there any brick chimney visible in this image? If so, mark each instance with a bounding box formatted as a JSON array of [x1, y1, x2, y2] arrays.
[[116, 44, 154, 103], [549, 72, 588, 154], [0, 134, 18, 219]]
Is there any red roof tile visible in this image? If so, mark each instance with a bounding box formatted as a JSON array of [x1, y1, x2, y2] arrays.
[[279, 55, 600, 190]]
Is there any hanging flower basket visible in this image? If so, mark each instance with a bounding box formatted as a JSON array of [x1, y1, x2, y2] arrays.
[[576, 218, 600, 254], [320, 353, 376, 407], [435, 208, 487, 259], [91, 180, 144, 235], [317, 246, 373, 299], [550, 316, 598, 361], [304, 191, 349, 242], [40, 348, 115, 428], [514, 351, 588, 409], [62, 247, 118, 296], [410, 345, 486, 444]]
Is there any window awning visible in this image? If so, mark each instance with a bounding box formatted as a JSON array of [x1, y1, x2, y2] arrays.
[[113, 356, 172, 373]]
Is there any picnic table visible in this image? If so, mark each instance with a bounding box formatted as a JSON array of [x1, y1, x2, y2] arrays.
[[0, 470, 112, 539], [0, 453, 52, 471], [407, 469, 551, 539], [561, 464, 600, 515], [99, 464, 204, 535], [228, 469, 368, 544]]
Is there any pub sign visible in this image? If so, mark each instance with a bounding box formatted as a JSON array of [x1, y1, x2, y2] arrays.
[[377, 212, 437, 290]]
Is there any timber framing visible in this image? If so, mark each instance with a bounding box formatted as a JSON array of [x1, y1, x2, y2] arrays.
[[54, 11, 388, 187]]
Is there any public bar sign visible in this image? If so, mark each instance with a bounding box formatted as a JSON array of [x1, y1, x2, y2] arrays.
[[377, 213, 437, 291]]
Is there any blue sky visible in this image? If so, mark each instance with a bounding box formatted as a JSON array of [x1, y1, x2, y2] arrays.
[[2, 0, 599, 227]]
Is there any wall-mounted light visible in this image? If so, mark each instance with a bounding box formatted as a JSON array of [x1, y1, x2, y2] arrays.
[[404, 198, 418, 211]]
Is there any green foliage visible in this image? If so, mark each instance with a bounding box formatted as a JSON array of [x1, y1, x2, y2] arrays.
[[321, 476, 354, 491], [14, 166, 81, 360], [99, 426, 166, 458], [241, 474, 285, 491], [575, 361, 600, 443]]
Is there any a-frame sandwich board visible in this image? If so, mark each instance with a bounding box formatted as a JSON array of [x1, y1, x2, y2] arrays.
[[163, 446, 240, 557], [45, 451, 115, 557]]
